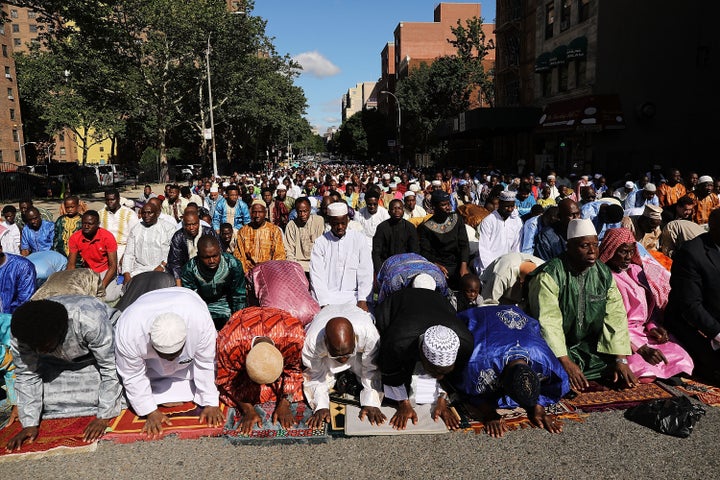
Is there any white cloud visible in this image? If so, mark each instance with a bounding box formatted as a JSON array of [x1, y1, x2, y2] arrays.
[[323, 116, 341, 124], [292, 51, 341, 78]]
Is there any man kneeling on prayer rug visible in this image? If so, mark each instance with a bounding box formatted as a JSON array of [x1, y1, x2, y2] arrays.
[[454, 305, 570, 438], [6, 296, 123, 451], [215, 307, 305, 434], [114, 288, 223, 438], [302, 304, 385, 428], [375, 274, 473, 430]]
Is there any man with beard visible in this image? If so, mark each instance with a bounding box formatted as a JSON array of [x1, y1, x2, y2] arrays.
[[527, 218, 636, 391], [203, 184, 221, 219], [474, 191, 523, 276], [234, 200, 286, 273], [688, 175, 719, 225], [161, 184, 189, 223], [284, 197, 325, 273], [167, 212, 217, 285], [657, 168, 687, 208], [20, 207, 54, 256], [402, 189, 427, 221], [372, 199, 419, 274], [182, 235, 246, 330], [417, 190, 470, 289]]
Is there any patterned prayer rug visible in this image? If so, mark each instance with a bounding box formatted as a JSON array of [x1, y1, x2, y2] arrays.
[[674, 378, 720, 407], [0, 415, 98, 462], [103, 402, 228, 444], [563, 381, 675, 413], [453, 401, 586, 435], [222, 401, 329, 445]]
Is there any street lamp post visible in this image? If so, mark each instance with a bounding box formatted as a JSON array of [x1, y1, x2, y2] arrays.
[[380, 90, 401, 165], [206, 35, 218, 179], [46, 142, 56, 162], [20, 141, 36, 166]]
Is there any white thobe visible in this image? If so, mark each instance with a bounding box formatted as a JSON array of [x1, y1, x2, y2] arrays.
[[114, 287, 218, 416], [99, 206, 139, 259], [474, 210, 523, 275], [323, 219, 363, 233], [122, 220, 176, 277], [302, 304, 382, 411], [0, 221, 21, 254], [356, 206, 390, 248], [310, 229, 373, 306], [480, 252, 545, 305], [403, 205, 427, 220]]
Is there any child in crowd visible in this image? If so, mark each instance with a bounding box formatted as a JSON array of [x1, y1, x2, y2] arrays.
[[456, 273, 481, 313]]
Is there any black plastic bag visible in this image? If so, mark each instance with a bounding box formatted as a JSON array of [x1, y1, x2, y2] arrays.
[[625, 396, 706, 438]]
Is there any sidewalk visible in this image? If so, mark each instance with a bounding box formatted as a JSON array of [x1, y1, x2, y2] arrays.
[[28, 183, 167, 215]]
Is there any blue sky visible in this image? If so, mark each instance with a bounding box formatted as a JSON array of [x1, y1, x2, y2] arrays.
[[251, 1, 496, 134]]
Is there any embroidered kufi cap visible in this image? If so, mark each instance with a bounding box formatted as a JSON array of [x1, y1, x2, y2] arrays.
[[150, 313, 187, 354], [421, 325, 460, 368], [326, 202, 349, 217]]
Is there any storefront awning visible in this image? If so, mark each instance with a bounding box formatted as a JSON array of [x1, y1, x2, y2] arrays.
[[567, 36, 588, 59], [537, 94, 625, 133], [548, 45, 567, 67], [534, 52, 551, 73]]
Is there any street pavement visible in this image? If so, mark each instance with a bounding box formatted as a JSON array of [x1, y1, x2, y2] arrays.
[[8, 184, 720, 479]]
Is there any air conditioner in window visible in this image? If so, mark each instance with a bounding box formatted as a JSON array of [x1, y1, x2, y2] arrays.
[[4, 73, 11, 79], [7, 94, 14, 100]]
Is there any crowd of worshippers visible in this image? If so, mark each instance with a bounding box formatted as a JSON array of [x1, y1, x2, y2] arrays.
[[1, 162, 720, 449]]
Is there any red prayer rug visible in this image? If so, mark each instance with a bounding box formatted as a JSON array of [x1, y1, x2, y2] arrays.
[[223, 401, 329, 445], [0, 416, 97, 462], [455, 401, 587, 435], [674, 378, 720, 407], [563, 381, 675, 413], [103, 402, 228, 444]]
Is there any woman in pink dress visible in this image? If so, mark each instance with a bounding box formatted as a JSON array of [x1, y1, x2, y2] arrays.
[[599, 228, 694, 381]]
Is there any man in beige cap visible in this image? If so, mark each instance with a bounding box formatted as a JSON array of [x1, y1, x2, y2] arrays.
[[114, 288, 223, 438], [528, 218, 636, 392], [215, 307, 305, 434], [621, 204, 663, 251]]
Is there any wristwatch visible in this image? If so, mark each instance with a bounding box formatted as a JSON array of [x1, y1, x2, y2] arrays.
[[615, 358, 628, 365]]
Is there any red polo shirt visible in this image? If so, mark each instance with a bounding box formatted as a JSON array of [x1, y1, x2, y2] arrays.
[[68, 227, 118, 272]]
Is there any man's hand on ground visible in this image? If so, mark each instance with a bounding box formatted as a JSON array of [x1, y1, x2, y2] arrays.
[[5, 426, 39, 452], [272, 399, 297, 430], [559, 356, 589, 391], [199, 406, 225, 427], [358, 406, 386, 426], [527, 404, 563, 434], [142, 410, 172, 439], [432, 397, 459, 430], [389, 400, 417, 430], [83, 418, 110, 442], [307, 408, 330, 429]]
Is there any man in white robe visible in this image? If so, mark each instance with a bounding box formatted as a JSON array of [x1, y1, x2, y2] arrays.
[[303, 304, 384, 428], [310, 202, 373, 311], [122, 202, 176, 281], [355, 190, 390, 249], [474, 190, 523, 275], [114, 287, 223, 437]]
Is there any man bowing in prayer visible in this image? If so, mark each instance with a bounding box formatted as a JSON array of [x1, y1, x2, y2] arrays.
[[302, 304, 385, 428], [527, 218, 636, 392], [114, 288, 223, 438]]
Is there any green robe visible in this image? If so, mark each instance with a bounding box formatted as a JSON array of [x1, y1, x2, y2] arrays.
[[527, 255, 631, 379], [53, 215, 82, 266], [181, 253, 246, 329]]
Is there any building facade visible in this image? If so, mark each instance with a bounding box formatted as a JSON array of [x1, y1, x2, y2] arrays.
[[342, 81, 379, 123]]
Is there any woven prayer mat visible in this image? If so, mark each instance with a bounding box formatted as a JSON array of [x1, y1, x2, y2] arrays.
[[563, 381, 675, 413], [222, 401, 330, 445], [453, 401, 586, 435], [0, 415, 97, 462], [673, 378, 720, 407], [103, 402, 228, 444]]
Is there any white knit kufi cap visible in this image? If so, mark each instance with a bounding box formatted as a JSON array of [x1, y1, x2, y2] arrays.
[[275, 183, 286, 190], [499, 190, 517, 202], [421, 325, 460, 367], [412, 273, 436, 290], [431, 180, 442, 187], [699, 175, 713, 184], [382, 173, 391, 180], [404, 191, 416, 199], [210, 185, 219, 193], [150, 313, 187, 354], [326, 202, 348, 217], [566, 218, 597, 240], [246, 342, 284, 384], [624, 181, 635, 189], [409, 183, 420, 192]]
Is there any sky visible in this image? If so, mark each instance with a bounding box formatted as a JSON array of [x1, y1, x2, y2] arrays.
[[251, 1, 496, 134]]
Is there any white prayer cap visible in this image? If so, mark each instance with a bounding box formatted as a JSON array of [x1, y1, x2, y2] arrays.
[[594, 173, 602, 179], [643, 182, 657, 192], [150, 313, 187, 354], [326, 202, 348, 217], [222, 181, 230, 187], [209, 185, 219, 193], [546, 175, 556, 181], [431, 180, 442, 187], [308, 197, 318, 209], [389, 182, 397, 188], [404, 191, 416, 199], [566, 218, 597, 240], [499, 190, 517, 202], [409, 183, 420, 192], [275, 183, 286, 190], [624, 181, 635, 189], [642, 204, 663, 220], [246, 342, 284, 384], [421, 325, 460, 367], [382, 173, 391, 180], [412, 273, 436, 290], [699, 175, 713, 184]]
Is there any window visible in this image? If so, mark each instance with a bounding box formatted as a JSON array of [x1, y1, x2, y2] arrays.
[[4, 66, 10, 75], [12, 129, 18, 142], [12, 24, 19, 33], [13, 38, 21, 47], [10, 10, 18, 19], [15, 151, 20, 162], [545, 2, 555, 39], [559, 64, 569, 92], [29, 25, 38, 33], [0, 150, 3, 162], [7, 87, 14, 99], [59, 133, 65, 142], [542, 71, 552, 97], [99, 146, 105, 152], [2, 45, 7, 57], [578, 0, 590, 22], [560, 0, 572, 31], [28, 11, 37, 19], [9, 109, 15, 120], [575, 58, 587, 86], [0, 25, 4, 35]]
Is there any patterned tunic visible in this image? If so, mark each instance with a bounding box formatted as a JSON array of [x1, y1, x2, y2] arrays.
[[216, 307, 305, 406], [53, 214, 82, 259], [234, 221, 286, 273]]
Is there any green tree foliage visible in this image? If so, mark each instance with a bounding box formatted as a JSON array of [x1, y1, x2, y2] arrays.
[[335, 108, 389, 161]]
